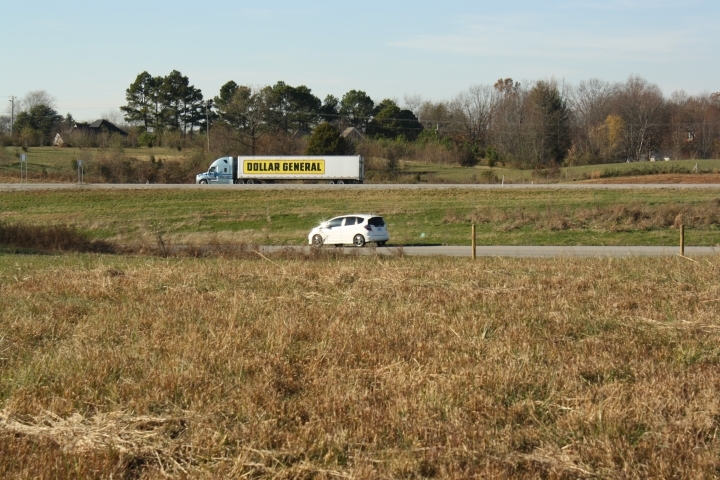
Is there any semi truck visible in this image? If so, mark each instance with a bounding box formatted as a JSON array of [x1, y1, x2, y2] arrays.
[[195, 156, 364, 184]]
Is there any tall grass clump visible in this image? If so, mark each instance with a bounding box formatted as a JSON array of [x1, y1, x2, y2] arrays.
[[1, 254, 720, 478], [0, 222, 115, 253]]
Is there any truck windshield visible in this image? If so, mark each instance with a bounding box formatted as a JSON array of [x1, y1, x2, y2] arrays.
[[209, 166, 216, 173]]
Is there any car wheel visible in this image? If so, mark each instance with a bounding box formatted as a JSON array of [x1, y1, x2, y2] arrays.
[[199, 179, 208, 184], [311, 234, 323, 247], [353, 234, 366, 247]]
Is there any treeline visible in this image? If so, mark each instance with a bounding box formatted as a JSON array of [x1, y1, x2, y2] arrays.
[[2, 73, 719, 167], [411, 76, 720, 166], [123, 72, 720, 166]]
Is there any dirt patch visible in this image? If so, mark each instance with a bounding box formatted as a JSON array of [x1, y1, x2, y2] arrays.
[[583, 174, 720, 184]]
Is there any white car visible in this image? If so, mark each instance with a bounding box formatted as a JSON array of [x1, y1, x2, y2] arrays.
[[308, 214, 389, 247]]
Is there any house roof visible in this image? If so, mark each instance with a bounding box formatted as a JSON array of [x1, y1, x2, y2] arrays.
[[74, 119, 128, 136], [341, 127, 363, 140]]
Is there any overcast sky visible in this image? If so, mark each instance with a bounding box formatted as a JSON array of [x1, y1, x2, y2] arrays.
[[2, 0, 718, 121]]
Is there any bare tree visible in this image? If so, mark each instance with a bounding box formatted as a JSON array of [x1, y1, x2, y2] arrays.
[[566, 79, 618, 163], [402, 94, 424, 117], [614, 76, 666, 161], [489, 78, 532, 165], [666, 90, 691, 159], [666, 91, 720, 159], [689, 93, 717, 159], [416, 100, 454, 137], [20, 90, 56, 112], [449, 84, 497, 148], [101, 108, 126, 126]]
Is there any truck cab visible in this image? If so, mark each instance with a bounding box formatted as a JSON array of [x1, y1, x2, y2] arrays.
[[196, 157, 236, 184]]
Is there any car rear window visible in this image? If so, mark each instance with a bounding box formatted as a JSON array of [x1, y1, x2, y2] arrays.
[[344, 217, 357, 226], [368, 216, 385, 227]]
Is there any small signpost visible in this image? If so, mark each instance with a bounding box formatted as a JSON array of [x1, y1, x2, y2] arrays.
[[19, 154, 27, 183], [77, 160, 84, 184]]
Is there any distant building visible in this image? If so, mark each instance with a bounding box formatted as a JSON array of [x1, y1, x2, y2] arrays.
[[74, 119, 128, 136], [341, 127, 364, 142], [54, 119, 128, 146]]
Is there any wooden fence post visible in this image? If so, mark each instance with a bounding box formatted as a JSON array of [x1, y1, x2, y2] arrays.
[[472, 224, 476, 260], [680, 224, 685, 256]]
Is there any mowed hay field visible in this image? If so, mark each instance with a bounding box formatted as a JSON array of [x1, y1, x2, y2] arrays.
[[1, 252, 720, 478]]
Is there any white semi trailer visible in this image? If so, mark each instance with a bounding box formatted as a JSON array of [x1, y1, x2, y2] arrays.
[[195, 156, 364, 184]]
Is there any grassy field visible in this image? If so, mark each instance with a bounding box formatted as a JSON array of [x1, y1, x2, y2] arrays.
[[2, 187, 720, 247], [400, 159, 720, 184], [1, 252, 720, 478], [0, 147, 197, 183], [0, 146, 187, 167]]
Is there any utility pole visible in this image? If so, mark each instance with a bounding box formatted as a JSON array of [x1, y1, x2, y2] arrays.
[[9, 96, 15, 134], [205, 100, 210, 152]]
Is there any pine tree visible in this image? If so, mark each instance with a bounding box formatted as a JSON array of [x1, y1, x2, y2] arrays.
[[305, 123, 348, 155], [120, 72, 157, 131]]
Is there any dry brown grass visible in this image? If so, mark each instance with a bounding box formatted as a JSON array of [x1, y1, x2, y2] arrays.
[[1, 253, 720, 478], [465, 200, 720, 233], [584, 173, 720, 184], [0, 222, 116, 253]]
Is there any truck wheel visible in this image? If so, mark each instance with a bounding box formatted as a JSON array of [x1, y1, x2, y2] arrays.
[[353, 234, 366, 247], [199, 179, 208, 184], [311, 234, 323, 247], [246, 179, 256, 184], [327, 180, 335, 184], [337, 180, 345, 185], [234, 179, 244, 184]]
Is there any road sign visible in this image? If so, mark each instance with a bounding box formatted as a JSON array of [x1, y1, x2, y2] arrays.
[[19, 154, 27, 182], [77, 160, 84, 184]]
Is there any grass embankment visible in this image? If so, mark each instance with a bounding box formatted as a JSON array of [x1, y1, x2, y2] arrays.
[[1, 253, 719, 478], [0, 146, 207, 184], [2, 188, 720, 247], [0, 147, 189, 183]]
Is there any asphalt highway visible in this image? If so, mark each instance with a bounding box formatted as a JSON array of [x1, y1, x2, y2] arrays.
[[2, 182, 720, 191]]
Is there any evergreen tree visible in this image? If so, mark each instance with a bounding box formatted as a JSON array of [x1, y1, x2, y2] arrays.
[[527, 80, 571, 166], [214, 81, 242, 128], [121, 71, 157, 131], [13, 103, 62, 145], [160, 70, 190, 132], [339, 90, 374, 132], [123, 70, 205, 137], [215, 84, 271, 154], [319, 95, 340, 123], [366, 99, 423, 140], [266, 81, 321, 132], [305, 122, 348, 155]]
